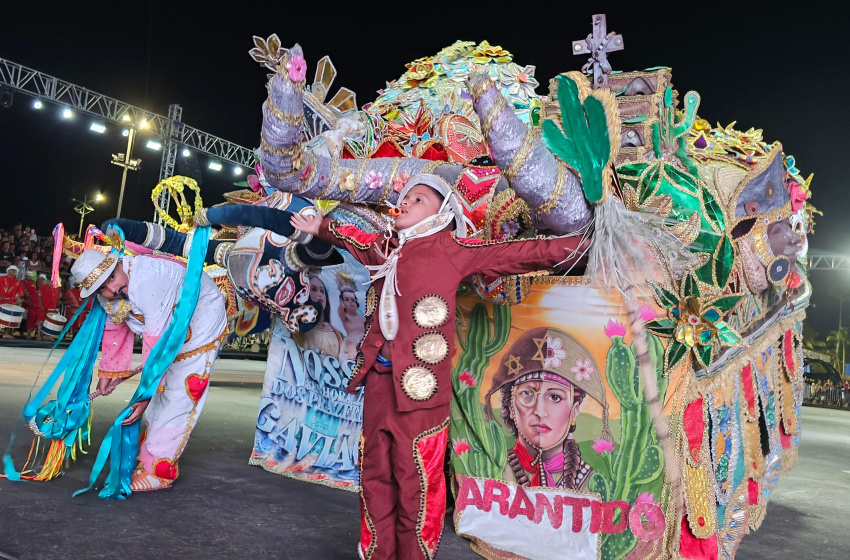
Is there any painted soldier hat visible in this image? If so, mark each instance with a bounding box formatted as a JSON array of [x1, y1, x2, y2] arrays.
[[485, 326, 612, 441]]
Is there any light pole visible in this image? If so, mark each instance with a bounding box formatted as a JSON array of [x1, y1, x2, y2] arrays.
[[73, 193, 105, 237], [111, 119, 144, 218]]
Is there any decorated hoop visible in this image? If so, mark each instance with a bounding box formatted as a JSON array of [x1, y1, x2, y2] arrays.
[[151, 175, 204, 232], [0, 304, 25, 328]]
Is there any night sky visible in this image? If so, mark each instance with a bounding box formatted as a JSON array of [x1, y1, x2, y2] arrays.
[[1, 1, 849, 335]]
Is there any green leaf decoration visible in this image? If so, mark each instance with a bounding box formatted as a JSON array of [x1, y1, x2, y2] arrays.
[[714, 236, 735, 288], [645, 319, 676, 338], [715, 322, 744, 346], [542, 75, 612, 204], [666, 341, 689, 371], [695, 344, 713, 369], [683, 275, 700, 298], [710, 295, 743, 314], [648, 281, 678, 309]]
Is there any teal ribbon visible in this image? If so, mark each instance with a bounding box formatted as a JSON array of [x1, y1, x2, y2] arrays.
[[75, 226, 211, 499], [3, 298, 106, 480]]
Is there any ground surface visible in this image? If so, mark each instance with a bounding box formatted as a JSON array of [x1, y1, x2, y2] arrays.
[[0, 347, 847, 559]]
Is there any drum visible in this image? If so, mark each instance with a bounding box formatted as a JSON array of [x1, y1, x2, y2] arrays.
[[41, 313, 68, 338], [0, 304, 25, 328]]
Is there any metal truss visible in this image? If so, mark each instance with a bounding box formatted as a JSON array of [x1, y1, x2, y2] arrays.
[[0, 57, 254, 168], [807, 252, 850, 271]]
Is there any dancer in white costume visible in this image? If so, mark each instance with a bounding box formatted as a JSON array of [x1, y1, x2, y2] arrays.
[[71, 248, 227, 492]]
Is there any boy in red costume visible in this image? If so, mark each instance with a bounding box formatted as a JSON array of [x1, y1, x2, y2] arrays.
[[0, 265, 24, 338], [291, 173, 588, 560], [35, 274, 61, 341]]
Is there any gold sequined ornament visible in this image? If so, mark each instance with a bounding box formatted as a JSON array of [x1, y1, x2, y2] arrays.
[[401, 366, 438, 401]]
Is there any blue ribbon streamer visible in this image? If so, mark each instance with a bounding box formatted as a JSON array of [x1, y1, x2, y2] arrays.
[[3, 298, 106, 480], [75, 226, 210, 499]]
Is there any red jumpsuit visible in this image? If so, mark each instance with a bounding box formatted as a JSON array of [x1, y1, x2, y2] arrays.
[[317, 218, 585, 560], [36, 283, 61, 325], [62, 286, 89, 334], [0, 275, 24, 335], [0, 274, 23, 306], [22, 281, 39, 333]]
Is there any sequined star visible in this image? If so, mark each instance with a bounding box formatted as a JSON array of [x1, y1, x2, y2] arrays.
[[505, 355, 523, 377]]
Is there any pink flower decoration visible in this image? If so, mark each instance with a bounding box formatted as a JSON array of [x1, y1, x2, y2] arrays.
[[543, 335, 566, 368], [365, 170, 385, 190], [787, 181, 808, 213], [255, 162, 264, 176], [636, 492, 660, 507], [286, 55, 307, 82], [604, 320, 627, 339], [452, 438, 471, 456], [571, 359, 594, 381], [459, 370, 476, 388], [393, 172, 411, 194], [247, 174, 262, 192], [591, 438, 614, 454], [639, 304, 657, 322]]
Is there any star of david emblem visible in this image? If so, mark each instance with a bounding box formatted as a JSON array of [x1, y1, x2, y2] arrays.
[[505, 355, 523, 377], [531, 337, 547, 365]]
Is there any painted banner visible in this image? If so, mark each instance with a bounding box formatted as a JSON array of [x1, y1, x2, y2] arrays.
[[249, 251, 369, 491], [450, 280, 676, 560]]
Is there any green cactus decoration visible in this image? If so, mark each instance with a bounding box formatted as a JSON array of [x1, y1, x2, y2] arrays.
[[450, 303, 511, 479], [590, 329, 669, 560], [542, 74, 612, 204], [649, 87, 701, 175]]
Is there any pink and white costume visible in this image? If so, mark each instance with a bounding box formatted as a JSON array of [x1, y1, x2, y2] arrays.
[[97, 255, 227, 486]]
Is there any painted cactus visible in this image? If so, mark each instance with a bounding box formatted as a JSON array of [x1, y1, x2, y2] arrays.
[[451, 303, 511, 479], [592, 323, 668, 560]]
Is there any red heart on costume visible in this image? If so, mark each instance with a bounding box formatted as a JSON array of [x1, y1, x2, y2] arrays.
[[153, 458, 178, 480], [186, 374, 210, 404]]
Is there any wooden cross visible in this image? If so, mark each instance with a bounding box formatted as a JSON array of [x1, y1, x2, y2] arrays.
[[572, 14, 624, 89]]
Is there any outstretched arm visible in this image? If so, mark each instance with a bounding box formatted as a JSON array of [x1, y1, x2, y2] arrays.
[[450, 235, 590, 279]]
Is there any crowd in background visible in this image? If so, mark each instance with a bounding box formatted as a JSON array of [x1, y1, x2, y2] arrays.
[[803, 378, 850, 408], [0, 223, 86, 341]]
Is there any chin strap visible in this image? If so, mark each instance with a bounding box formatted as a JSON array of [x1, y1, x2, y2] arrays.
[[365, 212, 454, 341]]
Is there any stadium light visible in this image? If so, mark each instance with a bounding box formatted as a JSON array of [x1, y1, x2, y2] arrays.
[[122, 129, 129, 137], [33, 99, 43, 109], [90, 122, 106, 134], [234, 167, 243, 175], [62, 108, 73, 119], [208, 161, 222, 171], [146, 140, 162, 151]]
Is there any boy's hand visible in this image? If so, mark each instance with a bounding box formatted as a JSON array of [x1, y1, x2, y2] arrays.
[[290, 213, 321, 237], [97, 377, 116, 396], [123, 400, 150, 425]]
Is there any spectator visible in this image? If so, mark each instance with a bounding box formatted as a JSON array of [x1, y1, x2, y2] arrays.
[[35, 274, 60, 341], [21, 275, 38, 339], [28, 251, 42, 274], [0, 241, 14, 273]]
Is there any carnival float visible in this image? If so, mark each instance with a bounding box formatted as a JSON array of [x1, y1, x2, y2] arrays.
[[11, 13, 813, 560]]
